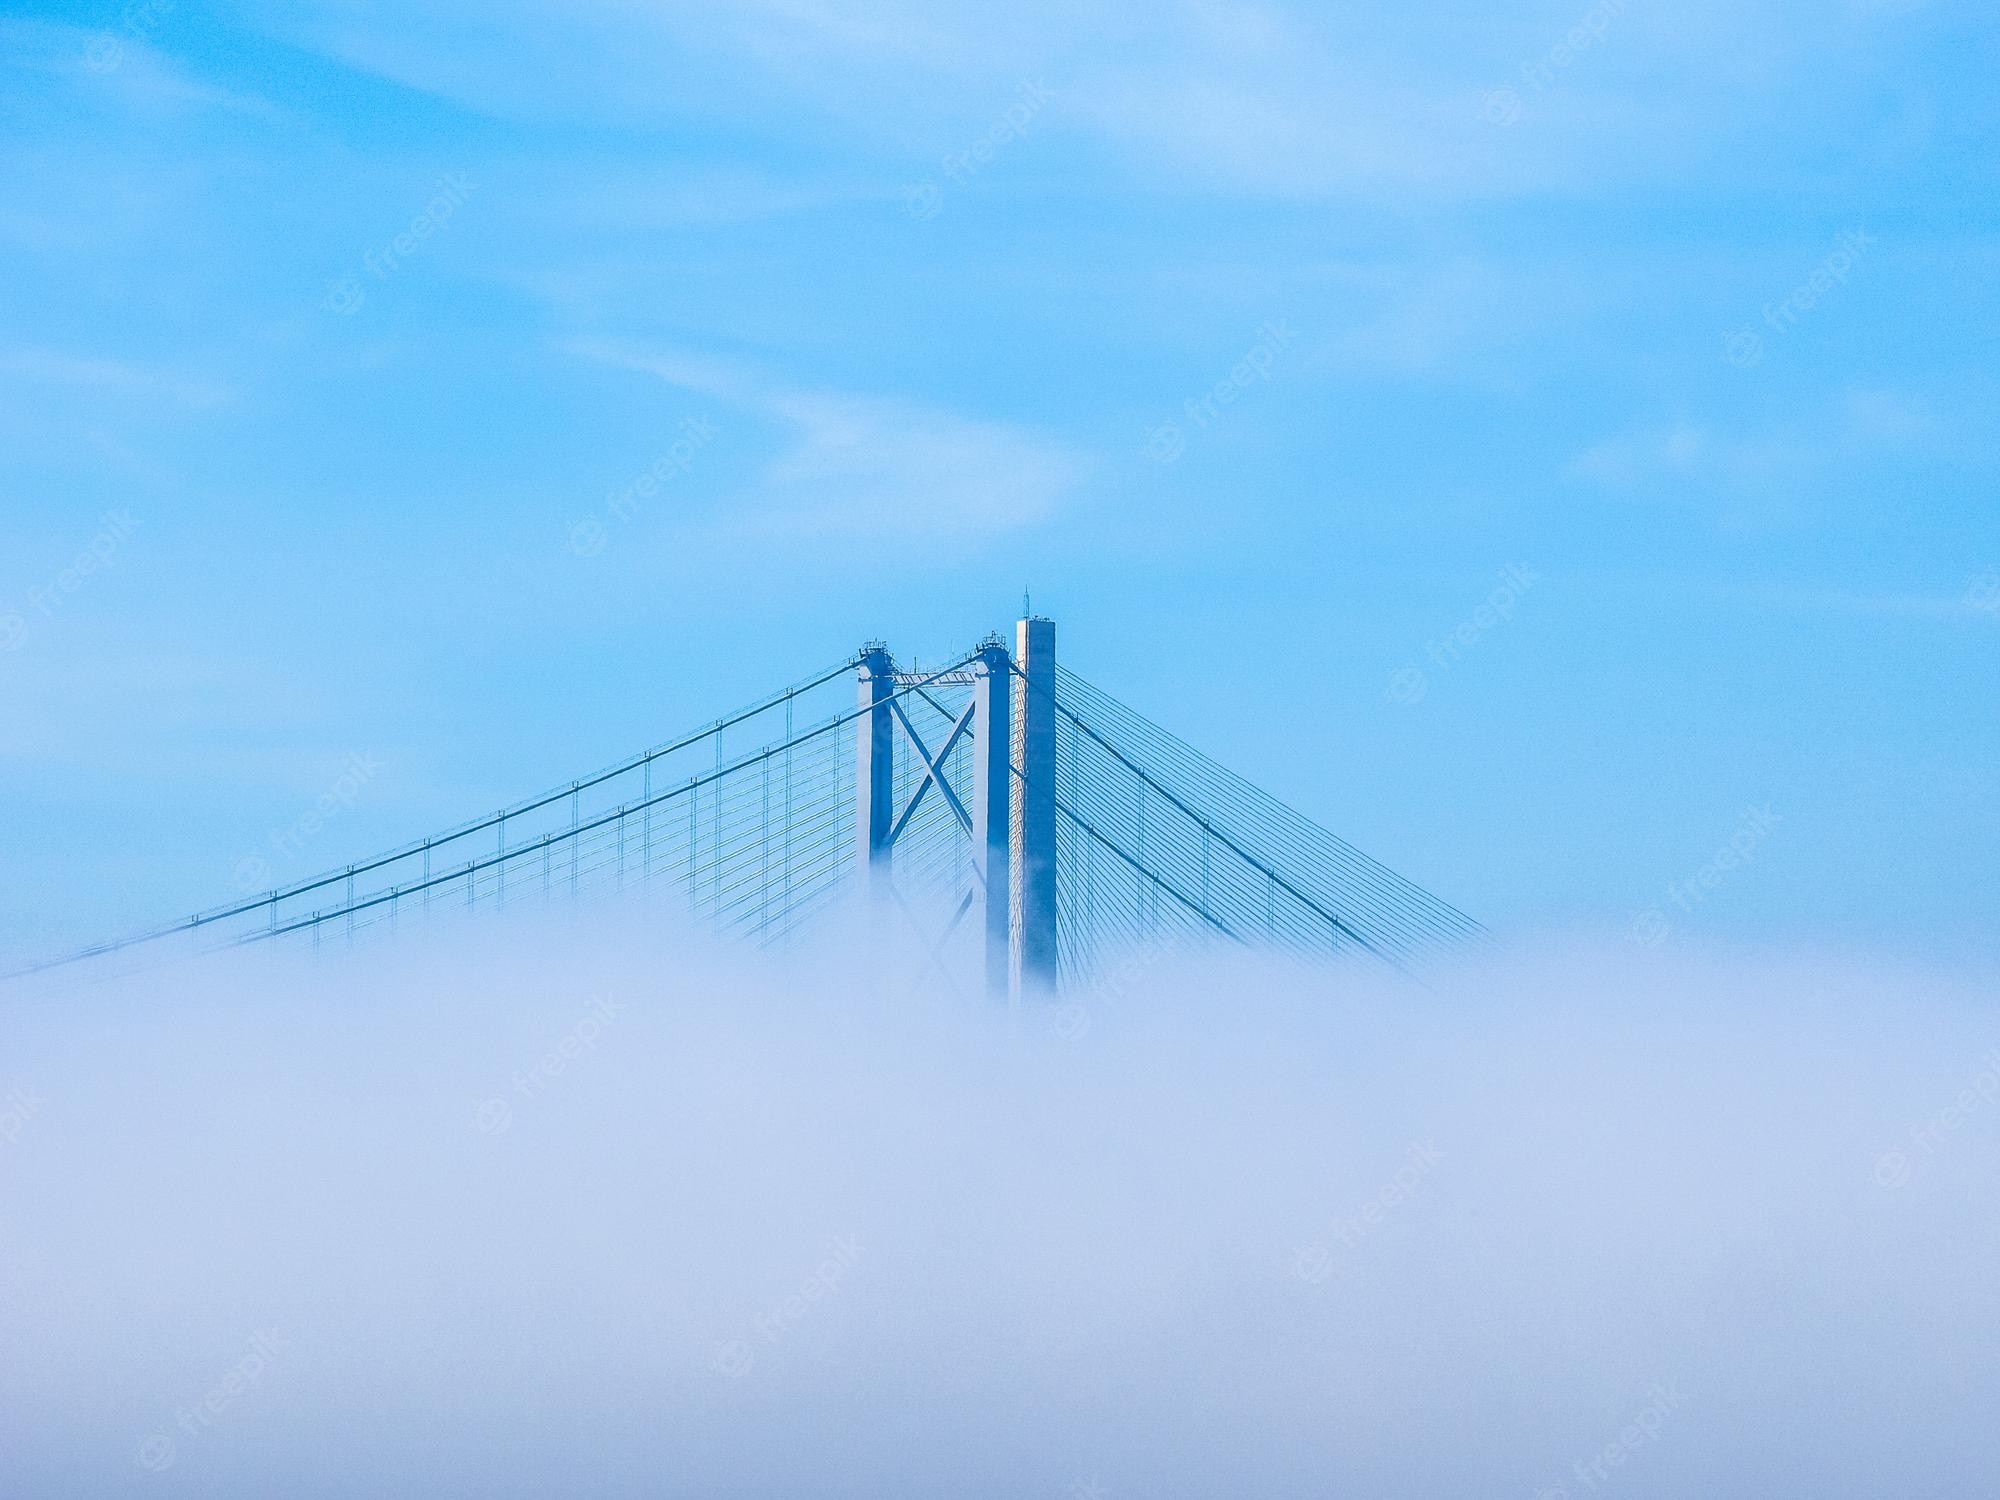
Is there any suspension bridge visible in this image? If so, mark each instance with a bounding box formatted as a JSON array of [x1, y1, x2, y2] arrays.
[[8, 617, 1484, 997]]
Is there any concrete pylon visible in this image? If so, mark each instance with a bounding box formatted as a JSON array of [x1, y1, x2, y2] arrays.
[[969, 635, 1013, 1000], [1010, 615, 1057, 1000], [854, 643, 895, 899]]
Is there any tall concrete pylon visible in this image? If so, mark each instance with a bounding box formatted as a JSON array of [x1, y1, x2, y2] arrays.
[[1010, 615, 1058, 1000], [851, 619, 1057, 1001], [853, 642, 896, 900], [969, 634, 1013, 999]]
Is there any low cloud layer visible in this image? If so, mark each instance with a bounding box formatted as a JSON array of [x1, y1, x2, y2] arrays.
[[2, 915, 1995, 1497]]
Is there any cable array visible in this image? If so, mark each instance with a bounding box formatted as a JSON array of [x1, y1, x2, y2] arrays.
[[1046, 664, 1486, 987], [6, 655, 936, 979], [8, 641, 1484, 996]]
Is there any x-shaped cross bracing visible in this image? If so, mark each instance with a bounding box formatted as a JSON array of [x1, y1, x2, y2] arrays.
[[881, 697, 981, 887]]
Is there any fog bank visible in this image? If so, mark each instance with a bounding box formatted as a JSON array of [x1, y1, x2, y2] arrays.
[[2, 914, 1995, 1497]]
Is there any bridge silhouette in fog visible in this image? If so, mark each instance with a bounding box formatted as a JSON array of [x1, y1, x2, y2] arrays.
[[12, 616, 1483, 998]]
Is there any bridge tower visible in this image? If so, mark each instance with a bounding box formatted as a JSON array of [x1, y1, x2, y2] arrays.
[[854, 642, 897, 905], [853, 616, 1057, 1001], [969, 634, 1013, 998], [1011, 614, 1058, 999]]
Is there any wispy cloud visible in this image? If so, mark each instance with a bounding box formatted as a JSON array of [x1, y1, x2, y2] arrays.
[[246, 0, 1724, 202], [1569, 389, 1947, 490], [570, 339, 1088, 545], [1568, 420, 1717, 487], [537, 169, 890, 229], [1, 16, 280, 120], [0, 346, 234, 410], [1772, 587, 2000, 621], [1692, 578, 2000, 623]]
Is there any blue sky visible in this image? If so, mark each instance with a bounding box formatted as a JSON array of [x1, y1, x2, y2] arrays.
[[0, 0, 1995, 966]]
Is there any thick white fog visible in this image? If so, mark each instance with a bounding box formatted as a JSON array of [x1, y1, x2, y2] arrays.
[[2, 912, 1996, 1497]]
